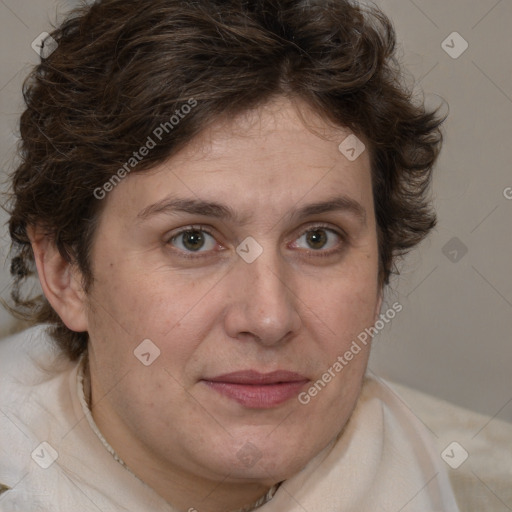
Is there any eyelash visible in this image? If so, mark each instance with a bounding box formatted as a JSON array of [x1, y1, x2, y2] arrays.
[[166, 223, 347, 260], [166, 224, 219, 260], [290, 223, 347, 259]]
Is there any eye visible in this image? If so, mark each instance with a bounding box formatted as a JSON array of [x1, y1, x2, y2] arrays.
[[169, 228, 218, 253], [292, 226, 343, 252]]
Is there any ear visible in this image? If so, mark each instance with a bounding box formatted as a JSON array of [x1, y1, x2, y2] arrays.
[[27, 226, 88, 333]]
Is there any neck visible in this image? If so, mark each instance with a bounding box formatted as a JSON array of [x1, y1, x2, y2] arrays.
[[92, 414, 277, 512], [114, 447, 276, 512]]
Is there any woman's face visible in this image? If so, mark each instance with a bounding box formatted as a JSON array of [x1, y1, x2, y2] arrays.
[[84, 97, 381, 496]]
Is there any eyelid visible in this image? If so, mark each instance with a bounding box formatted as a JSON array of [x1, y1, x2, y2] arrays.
[[288, 223, 348, 255], [166, 224, 224, 257], [290, 222, 347, 243], [167, 224, 215, 241]]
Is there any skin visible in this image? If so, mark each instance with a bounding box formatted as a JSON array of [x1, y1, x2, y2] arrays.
[[30, 96, 382, 512]]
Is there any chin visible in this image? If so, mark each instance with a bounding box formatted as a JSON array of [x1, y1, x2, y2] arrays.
[[202, 434, 323, 484]]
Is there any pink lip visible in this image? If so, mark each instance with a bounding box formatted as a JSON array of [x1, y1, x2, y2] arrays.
[[203, 370, 309, 409]]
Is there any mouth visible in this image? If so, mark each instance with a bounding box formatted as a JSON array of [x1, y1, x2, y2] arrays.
[[202, 370, 309, 409]]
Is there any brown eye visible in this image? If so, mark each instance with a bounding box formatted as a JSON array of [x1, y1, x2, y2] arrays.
[[182, 230, 205, 251], [305, 229, 328, 250], [170, 229, 216, 252], [294, 228, 341, 251]]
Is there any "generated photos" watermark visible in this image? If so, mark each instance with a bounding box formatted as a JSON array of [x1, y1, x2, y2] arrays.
[[298, 302, 403, 405], [93, 99, 197, 200]]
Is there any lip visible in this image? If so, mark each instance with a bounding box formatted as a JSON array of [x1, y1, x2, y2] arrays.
[[202, 370, 309, 409]]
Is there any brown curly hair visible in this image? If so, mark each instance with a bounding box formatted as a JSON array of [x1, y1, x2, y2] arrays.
[[5, 0, 444, 360]]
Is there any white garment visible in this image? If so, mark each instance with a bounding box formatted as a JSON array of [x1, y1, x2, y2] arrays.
[[0, 326, 460, 511]]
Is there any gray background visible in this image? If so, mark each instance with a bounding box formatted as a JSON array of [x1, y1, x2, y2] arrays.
[[0, 0, 511, 422]]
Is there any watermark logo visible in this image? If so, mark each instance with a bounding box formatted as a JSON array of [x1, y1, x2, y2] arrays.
[[236, 236, 263, 264], [134, 338, 161, 366], [504, 187, 512, 200], [31, 32, 58, 59], [442, 237, 468, 263], [236, 442, 262, 468], [93, 99, 198, 200], [338, 134, 366, 161], [441, 32, 469, 59], [31, 441, 58, 469], [441, 441, 469, 469]]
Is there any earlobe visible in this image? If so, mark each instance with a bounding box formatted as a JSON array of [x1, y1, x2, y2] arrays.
[[27, 226, 89, 333]]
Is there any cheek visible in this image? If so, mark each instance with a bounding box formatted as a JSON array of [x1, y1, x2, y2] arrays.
[[88, 256, 209, 338], [304, 265, 379, 343], [85, 258, 225, 384], [294, 277, 378, 425]]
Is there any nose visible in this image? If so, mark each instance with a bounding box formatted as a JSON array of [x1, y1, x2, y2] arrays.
[[223, 250, 302, 347]]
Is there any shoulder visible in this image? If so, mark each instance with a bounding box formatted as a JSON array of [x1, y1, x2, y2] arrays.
[[359, 374, 435, 426], [357, 375, 441, 452], [0, 322, 76, 425], [0, 326, 78, 504], [355, 375, 461, 509], [0, 324, 76, 432], [0, 325, 71, 389]]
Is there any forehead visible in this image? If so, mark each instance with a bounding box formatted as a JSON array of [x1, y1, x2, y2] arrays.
[[103, 97, 374, 224]]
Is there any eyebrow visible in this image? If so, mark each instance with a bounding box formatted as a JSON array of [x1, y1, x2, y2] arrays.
[[136, 195, 367, 225]]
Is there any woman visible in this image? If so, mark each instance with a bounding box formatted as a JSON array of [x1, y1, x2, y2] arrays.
[[0, 0, 459, 510]]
